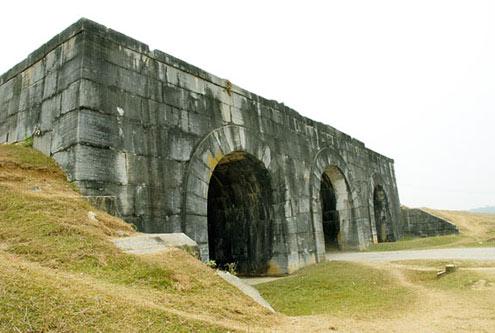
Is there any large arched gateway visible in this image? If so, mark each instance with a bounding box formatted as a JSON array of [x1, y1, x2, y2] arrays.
[[181, 126, 288, 275], [207, 151, 273, 275]]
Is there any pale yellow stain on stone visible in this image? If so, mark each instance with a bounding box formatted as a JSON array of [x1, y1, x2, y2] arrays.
[[266, 259, 284, 276], [206, 150, 224, 173]]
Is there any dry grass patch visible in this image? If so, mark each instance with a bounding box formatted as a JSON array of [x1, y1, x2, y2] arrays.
[[423, 209, 495, 245], [0, 144, 278, 332], [0, 252, 225, 333]]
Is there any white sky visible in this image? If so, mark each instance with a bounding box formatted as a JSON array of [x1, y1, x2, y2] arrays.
[[1, 0, 494, 210]]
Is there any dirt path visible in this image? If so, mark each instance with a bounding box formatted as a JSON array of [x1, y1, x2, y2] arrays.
[[272, 261, 495, 333], [326, 247, 495, 262], [245, 248, 495, 331]]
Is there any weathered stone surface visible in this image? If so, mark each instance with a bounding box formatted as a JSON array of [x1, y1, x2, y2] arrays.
[[0, 18, 403, 275]]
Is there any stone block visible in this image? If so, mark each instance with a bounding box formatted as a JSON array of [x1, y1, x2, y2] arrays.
[[120, 120, 145, 155], [13, 111, 29, 141], [33, 131, 53, 156], [21, 60, 44, 87], [73, 145, 128, 184], [39, 95, 61, 132], [57, 56, 83, 90], [51, 112, 79, 153], [61, 35, 82, 63], [168, 132, 194, 161], [45, 47, 61, 73], [0, 78, 15, 104], [117, 66, 147, 97], [78, 109, 121, 148], [166, 65, 180, 86], [184, 214, 208, 244], [184, 192, 208, 216], [162, 84, 184, 109], [134, 184, 150, 216], [43, 71, 57, 99], [126, 154, 149, 184], [79, 79, 100, 110], [52, 147, 76, 180]]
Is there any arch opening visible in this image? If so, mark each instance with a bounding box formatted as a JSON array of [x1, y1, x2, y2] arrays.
[[207, 151, 273, 276], [373, 185, 395, 242], [320, 166, 352, 251]]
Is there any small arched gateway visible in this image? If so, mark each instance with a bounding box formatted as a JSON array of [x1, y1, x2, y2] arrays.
[[310, 147, 363, 262], [207, 151, 273, 275], [320, 166, 352, 251], [373, 185, 395, 242]]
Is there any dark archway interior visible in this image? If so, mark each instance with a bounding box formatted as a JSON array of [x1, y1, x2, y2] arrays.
[[207, 152, 273, 276], [373, 186, 395, 242], [320, 172, 340, 250]]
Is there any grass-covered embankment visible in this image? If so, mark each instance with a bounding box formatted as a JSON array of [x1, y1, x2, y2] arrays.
[[0, 144, 276, 332]]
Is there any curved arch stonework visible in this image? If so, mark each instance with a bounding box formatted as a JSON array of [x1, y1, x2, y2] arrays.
[[181, 125, 277, 261], [368, 173, 385, 243], [309, 147, 365, 262], [369, 173, 399, 243]]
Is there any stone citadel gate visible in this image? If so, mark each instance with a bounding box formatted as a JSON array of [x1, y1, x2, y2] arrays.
[[0, 19, 401, 275]]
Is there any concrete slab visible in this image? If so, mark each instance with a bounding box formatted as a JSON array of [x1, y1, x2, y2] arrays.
[[216, 271, 275, 313], [113, 233, 197, 255]]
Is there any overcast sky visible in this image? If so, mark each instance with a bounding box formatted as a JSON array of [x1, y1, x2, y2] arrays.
[[1, 1, 493, 210]]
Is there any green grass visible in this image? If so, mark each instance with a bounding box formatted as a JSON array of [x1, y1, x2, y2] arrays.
[[395, 259, 495, 293], [368, 235, 495, 252], [393, 259, 495, 268], [404, 268, 494, 292], [0, 185, 174, 291], [0, 143, 60, 171], [256, 261, 411, 317]]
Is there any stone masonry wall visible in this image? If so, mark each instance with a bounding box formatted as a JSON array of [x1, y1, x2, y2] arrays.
[[0, 19, 402, 274], [400, 207, 459, 237]]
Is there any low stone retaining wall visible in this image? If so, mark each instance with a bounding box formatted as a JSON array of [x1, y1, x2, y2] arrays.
[[400, 207, 459, 237]]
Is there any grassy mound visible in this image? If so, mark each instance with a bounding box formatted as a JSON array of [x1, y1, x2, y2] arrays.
[[0, 144, 276, 332], [256, 261, 411, 318]]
